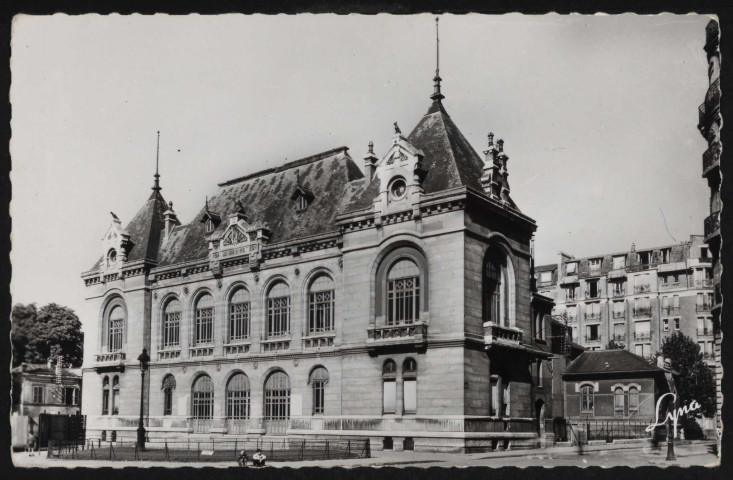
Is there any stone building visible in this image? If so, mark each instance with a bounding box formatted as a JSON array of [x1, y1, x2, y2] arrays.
[[698, 19, 722, 430], [534, 236, 715, 366]]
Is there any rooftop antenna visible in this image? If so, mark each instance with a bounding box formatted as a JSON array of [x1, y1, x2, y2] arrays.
[[152, 130, 161, 192], [431, 17, 445, 103]]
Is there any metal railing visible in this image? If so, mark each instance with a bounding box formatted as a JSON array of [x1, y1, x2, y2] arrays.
[[584, 335, 602, 343], [697, 327, 713, 336], [48, 437, 370, 463], [633, 285, 651, 294], [612, 311, 626, 319], [705, 212, 720, 238], [703, 142, 721, 172], [661, 306, 680, 316], [634, 332, 651, 341], [696, 303, 713, 312], [633, 307, 652, 318], [695, 279, 714, 288], [612, 335, 626, 343]]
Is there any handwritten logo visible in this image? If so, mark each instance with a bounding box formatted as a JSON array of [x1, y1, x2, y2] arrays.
[[645, 393, 701, 438]]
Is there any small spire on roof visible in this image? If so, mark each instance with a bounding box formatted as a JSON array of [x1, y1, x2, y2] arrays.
[[394, 122, 401, 135], [488, 132, 494, 147], [152, 131, 161, 192], [497, 139, 504, 153], [205, 195, 209, 211], [431, 17, 445, 103], [368, 141, 374, 154]]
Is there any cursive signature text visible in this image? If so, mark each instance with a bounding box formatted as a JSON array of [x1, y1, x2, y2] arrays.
[[645, 393, 700, 438]]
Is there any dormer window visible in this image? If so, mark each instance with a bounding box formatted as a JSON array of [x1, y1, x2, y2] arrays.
[[296, 194, 309, 212], [389, 177, 407, 202], [107, 249, 117, 265], [291, 184, 315, 213], [206, 219, 215, 233]]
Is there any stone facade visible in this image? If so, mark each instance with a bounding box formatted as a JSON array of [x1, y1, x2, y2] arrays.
[[80, 60, 565, 451]]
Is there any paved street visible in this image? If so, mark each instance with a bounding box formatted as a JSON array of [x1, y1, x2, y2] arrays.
[[12, 441, 719, 469]]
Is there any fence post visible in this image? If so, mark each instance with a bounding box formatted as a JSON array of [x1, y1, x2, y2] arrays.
[[235, 438, 238, 460], [187, 438, 190, 459], [301, 439, 305, 461], [270, 441, 273, 460], [165, 440, 170, 462], [198, 442, 201, 461], [326, 440, 329, 459], [347, 440, 351, 457]]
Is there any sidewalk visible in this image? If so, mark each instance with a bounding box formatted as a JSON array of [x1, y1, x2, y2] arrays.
[[11, 439, 717, 469]]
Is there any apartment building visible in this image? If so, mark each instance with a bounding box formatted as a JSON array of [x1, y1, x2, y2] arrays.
[[535, 237, 715, 366], [698, 19, 722, 428]]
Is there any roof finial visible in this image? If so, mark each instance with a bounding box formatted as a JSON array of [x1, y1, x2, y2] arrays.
[[152, 130, 161, 192], [488, 132, 494, 147], [205, 195, 209, 211], [394, 122, 401, 135], [430, 17, 445, 103]]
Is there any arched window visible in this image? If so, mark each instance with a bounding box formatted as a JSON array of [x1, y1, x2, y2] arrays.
[[387, 259, 420, 325], [229, 288, 251, 342], [629, 387, 639, 416], [194, 294, 214, 345], [309, 367, 329, 414], [107, 305, 125, 352], [264, 371, 290, 420], [162, 375, 176, 416], [580, 385, 594, 413], [163, 298, 181, 349], [382, 360, 397, 414], [226, 373, 251, 420], [403, 359, 417, 414], [266, 282, 290, 338], [102, 376, 110, 415], [484, 251, 510, 326], [192, 375, 214, 419], [614, 387, 625, 417], [308, 276, 335, 334], [111, 375, 120, 415]]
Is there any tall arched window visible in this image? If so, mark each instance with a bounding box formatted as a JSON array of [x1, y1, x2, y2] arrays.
[[484, 251, 510, 326], [387, 259, 420, 325], [309, 367, 329, 414], [382, 360, 397, 414], [102, 376, 110, 415], [107, 305, 125, 352], [229, 288, 251, 342], [266, 282, 290, 338], [403, 358, 417, 414], [111, 376, 120, 415], [628, 387, 639, 416], [163, 298, 181, 348], [194, 294, 214, 345], [264, 371, 290, 420], [614, 387, 625, 417], [162, 375, 176, 416], [227, 373, 251, 420], [192, 375, 214, 419], [580, 385, 594, 413], [308, 276, 335, 334]]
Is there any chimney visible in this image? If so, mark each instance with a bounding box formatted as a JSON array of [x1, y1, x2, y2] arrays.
[[363, 141, 378, 180], [164, 201, 179, 237]]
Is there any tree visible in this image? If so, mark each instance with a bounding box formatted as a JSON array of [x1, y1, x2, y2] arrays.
[[11, 303, 84, 368], [661, 332, 716, 419]]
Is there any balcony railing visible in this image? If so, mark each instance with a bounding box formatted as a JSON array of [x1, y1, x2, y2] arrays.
[[661, 306, 680, 316], [633, 307, 652, 318], [483, 322, 523, 348], [223, 342, 251, 355], [189, 346, 214, 357], [96, 351, 126, 363], [697, 328, 713, 336], [612, 334, 626, 343], [612, 311, 626, 319], [660, 282, 681, 290], [634, 332, 652, 341], [696, 303, 713, 312], [302, 331, 336, 349], [367, 321, 427, 347], [705, 78, 721, 117], [612, 290, 626, 298], [634, 285, 651, 294], [585, 335, 602, 343], [157, 349, 181, 361], [260, 338, 291, 352], [702, 352, 712, 359], [695, 279, 714, 288], [703, 142, 721, 173], [705, 212, 720, 239], [585, 291, 601, 300], [585, 312, 602, 320]]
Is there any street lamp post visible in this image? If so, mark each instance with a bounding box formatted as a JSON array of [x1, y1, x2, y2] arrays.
[[137, 348, 150, 451], [665, 395, 677, 461]]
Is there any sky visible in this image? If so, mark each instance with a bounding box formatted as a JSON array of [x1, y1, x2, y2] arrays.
[[10, 14, 712, 332]]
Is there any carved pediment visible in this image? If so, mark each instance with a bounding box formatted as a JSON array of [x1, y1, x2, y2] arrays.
[[222, 225, 248, 246]]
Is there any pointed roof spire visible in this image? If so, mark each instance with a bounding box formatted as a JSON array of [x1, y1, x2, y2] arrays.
[[431, 17, 445, 104], [152, 130, 161, 192]]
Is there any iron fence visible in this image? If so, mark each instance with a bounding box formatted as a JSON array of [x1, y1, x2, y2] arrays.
[[47, 437, 370, 463], [569, 420, 653, 444]]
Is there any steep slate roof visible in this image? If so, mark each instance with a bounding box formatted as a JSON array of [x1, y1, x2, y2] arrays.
[[156, 147, 364, 267], [88, 189, 168, 270], [344, 100, 519, 212], [564, 350, 665, 377]]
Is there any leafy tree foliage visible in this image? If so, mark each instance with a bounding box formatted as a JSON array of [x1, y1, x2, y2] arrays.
[[11, 303, 84, 368], [661, 332, 716, 418]]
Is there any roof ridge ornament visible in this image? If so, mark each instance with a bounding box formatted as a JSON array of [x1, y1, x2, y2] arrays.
[[152, 131, 161, 192]]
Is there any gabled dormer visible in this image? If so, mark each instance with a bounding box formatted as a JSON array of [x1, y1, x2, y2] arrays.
[[372, 122, 427, 223], [291, 173, 315, 212], [207, 201, 271, 275], [100, 212, 134, 272], [200, 197, 222, 234]]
